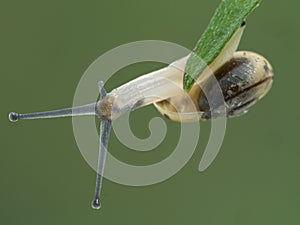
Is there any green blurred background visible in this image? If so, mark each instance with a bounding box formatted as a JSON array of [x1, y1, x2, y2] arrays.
[[1, 0, 299, 224]]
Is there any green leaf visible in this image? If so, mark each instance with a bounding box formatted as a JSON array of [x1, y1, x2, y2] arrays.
[[183, 0, 262, 91]]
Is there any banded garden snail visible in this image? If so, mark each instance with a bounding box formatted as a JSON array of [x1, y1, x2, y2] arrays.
[[8, 22, 274, 209]]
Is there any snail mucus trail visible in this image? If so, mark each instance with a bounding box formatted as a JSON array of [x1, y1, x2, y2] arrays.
[[8, 23, 274, 209]]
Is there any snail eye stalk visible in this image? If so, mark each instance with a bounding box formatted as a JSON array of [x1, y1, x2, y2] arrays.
[[8, 81, 113, 209], [8, 103, 97, 122], [91, 81, 112, 209]]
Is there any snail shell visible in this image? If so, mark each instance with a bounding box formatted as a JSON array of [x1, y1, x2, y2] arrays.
[[154, 51, 274, 121]]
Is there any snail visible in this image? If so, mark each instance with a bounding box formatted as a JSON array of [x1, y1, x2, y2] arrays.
[[8, 22, 274, 209]]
